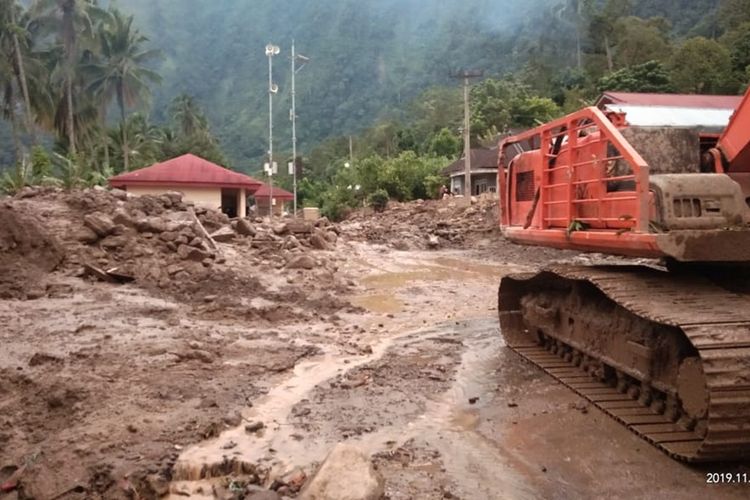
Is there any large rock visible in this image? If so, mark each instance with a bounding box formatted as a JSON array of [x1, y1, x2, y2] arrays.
[[177, 244, 211, 262], [83, 213, 116, 237], [112, 208, 134, 227], [286, 255, 316, 270], [74, 226, 99, 244], [236, 218, 256, 237], [310, 229, 330, 250], [286, 220, 313, 234], [100, 235, 129, 250], [136, 216, 167, 234], [299, 443, 384, 500], [211, 226, 235, 242]]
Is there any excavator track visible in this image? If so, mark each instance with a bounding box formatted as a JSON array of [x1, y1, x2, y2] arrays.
[[498, 265, 750, 462]]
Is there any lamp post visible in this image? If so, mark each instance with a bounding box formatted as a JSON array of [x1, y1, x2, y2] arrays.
[[290, 41, 309, 217], [266, 43, 280, 218]]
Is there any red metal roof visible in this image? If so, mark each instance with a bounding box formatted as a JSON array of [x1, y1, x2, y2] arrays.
[[253, 183, 294, 201], [109, 154, 262, 191], [597, 92, 742, 109]]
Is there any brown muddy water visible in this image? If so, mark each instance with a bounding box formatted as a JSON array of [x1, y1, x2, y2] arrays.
[[169, 316, 749, 499]]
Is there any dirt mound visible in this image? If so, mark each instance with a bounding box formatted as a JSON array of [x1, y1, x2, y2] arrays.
[[2, 187, 355, 321], [343, 196, 500, 250], [0, 203, 64, 299]]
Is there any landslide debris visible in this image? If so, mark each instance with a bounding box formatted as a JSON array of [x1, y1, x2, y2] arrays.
[[343, 196, 500, 250], [0, 201, 64, 299], [3, 186, 354, 318]]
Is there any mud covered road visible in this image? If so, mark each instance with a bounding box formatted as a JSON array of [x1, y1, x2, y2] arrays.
[[167, 244, 749, 500]]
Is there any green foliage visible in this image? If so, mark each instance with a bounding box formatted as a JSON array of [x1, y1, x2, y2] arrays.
[[30, 145, 52, 178], [598, 61, 674, 92], [368, 189, 388, 212], [612, 16, 672, 68], [427, 128, 461, 157], [470, 78, 561, 137], [0, 158, 31, 194], [670, 37, 736, 93]]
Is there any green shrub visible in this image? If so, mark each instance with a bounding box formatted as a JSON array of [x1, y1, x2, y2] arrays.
[[368, 189, 389, 212]]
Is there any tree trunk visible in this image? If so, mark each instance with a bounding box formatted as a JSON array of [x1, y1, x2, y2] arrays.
[[103, 132, 110, 171], [8, 99, 22, 164], [63, 3, 76, 156], [9, 6, 35, 144], [118, 82, 129, 171], [604, 34, 613, 71], [66, 75, 76, 155]]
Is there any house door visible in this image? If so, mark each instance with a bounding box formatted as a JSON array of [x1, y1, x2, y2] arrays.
[[221, 188, 239, 217]]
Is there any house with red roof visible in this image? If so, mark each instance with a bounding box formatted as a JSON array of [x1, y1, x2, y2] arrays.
[[109, 154, 262, 217], [252, 183, 294, 216]]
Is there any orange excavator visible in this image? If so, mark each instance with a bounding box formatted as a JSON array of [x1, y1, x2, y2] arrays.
[[497, 87, 750, 462]]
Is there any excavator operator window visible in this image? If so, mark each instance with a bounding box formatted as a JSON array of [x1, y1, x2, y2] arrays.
[[516, 171, 535, 201]]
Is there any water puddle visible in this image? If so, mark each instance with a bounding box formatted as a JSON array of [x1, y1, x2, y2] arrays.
[[350, 293, 403, 314]]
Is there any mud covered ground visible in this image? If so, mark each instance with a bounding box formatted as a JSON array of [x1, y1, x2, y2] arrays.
[[1, 192, 749, 500]]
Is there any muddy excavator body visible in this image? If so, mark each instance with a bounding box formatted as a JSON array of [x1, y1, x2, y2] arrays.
[[497, 89, 750, 462]]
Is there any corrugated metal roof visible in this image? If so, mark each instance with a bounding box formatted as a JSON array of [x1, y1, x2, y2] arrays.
[[442, 148, 498, 175], [253, 183, 294, 200], [604, 104, 735, 129], [598, 92, 742, 109], [109, 154, 262, 191]]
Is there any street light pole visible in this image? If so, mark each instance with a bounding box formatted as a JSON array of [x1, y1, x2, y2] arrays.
[[290, 42, 309, 218], [266, 43, 280, 218], [291, 41, 298, 217], [451, 69, 483, 196]]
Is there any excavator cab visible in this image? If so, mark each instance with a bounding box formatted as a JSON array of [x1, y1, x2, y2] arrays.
[[497, 89, 750, 262]]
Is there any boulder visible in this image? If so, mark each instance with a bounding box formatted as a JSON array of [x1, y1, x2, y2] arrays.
[[287, 221, 313, 234], [236, 218, 256, 236], [177, 244, 211, 262], [427, 235, 440, 249], [100, 235, 129, 250], [163, 191, 184, 205], [299, 443, 384, 500], [310, 229, 330, 250], [211, 226, 236, 243], [112, 209, 134, 228], [272, 223, 290, 236], [110, 188, 128, 201], [159, 231, 179, 242], [83, 213, 116, 237], [136, 216, 167, 234], [74, 226, 99, 244], [325, 231, 338, 244], [286, 255, 316, 270]]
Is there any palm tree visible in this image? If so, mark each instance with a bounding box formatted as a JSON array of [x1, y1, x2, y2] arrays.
[[1, 0, 35, 143], [170, 93, 208, 137], [84, 8, 161, 171], [31, 0, 102, 156]]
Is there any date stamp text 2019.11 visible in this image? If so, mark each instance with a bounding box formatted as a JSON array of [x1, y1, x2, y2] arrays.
[[706, 472, 749, 484]]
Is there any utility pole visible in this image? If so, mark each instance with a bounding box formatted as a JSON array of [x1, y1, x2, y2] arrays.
[[290, 41, 309, 218], [452, 69, 483, 196], [266, 44, 280, 218]]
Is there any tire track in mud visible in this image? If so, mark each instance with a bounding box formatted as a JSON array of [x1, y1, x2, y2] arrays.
[[170, 318, 540, 499]]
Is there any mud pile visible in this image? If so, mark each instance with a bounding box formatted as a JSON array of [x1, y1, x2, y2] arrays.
[[0, 201, 64, 299], [4, 187, 352, 314], [343, 196, 500, 250]]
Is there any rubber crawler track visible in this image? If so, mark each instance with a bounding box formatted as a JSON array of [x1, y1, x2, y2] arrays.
[[499, 265, 750, 462]]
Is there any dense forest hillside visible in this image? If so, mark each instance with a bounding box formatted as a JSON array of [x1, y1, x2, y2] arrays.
[[1, 0, 748, 202], [122, 0, 550, 166]]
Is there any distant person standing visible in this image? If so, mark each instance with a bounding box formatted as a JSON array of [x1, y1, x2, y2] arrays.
[[439, 184, 449, 200]]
